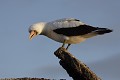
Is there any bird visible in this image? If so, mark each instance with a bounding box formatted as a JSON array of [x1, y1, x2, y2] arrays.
[[28, 18, 112, 50]]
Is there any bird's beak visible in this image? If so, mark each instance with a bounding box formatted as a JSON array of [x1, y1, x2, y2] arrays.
[[29, 30, 37, 40]]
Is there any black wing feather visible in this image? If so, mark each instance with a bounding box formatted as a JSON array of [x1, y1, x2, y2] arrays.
[[53, 25, 98, 36]]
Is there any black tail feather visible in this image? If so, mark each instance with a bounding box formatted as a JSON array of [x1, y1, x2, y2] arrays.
[[96, 28, 113, 35]]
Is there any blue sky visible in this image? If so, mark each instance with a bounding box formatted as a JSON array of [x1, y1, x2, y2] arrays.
[[0, 0, 120, 80]]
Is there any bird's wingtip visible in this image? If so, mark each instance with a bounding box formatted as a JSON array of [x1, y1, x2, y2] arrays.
[[96, 28, 113, 35], [106, 28, 113, 32]]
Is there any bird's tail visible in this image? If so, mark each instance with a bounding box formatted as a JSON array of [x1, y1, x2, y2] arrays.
[[95, 28, 113, 35], [82, 27, 112, 38]]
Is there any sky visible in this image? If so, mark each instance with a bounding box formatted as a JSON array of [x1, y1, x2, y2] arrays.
[[0, 0, 120, 80]]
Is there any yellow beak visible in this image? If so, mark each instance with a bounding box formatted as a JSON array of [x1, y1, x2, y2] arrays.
[[29, 30, 37, 40]]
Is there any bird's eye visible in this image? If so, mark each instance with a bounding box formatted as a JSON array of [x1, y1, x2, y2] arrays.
[[29, 30, 38, 35], [29, 30, 36, 33], [35, 30, 38, 35], [29, 30, 31, 33]]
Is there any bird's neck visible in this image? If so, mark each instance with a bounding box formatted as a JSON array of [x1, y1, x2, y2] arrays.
[[41, 23, 52, 36], [39, 22, 48, 35]]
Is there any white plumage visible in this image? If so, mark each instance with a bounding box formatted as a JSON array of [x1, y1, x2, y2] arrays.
[[28, 18, 112, 49]]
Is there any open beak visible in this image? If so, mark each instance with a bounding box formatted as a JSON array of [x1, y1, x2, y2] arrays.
[[29, 30, 37, 40]]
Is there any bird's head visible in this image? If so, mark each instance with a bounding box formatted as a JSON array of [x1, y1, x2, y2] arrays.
[[28, 22, 46, 40]]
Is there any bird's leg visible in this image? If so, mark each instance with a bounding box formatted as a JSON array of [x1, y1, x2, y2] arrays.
[[66, 44, 71, 50], [62, 40, 66, 48]]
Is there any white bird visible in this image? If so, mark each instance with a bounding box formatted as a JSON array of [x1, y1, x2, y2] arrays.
[[28, 18, 112, 49]]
